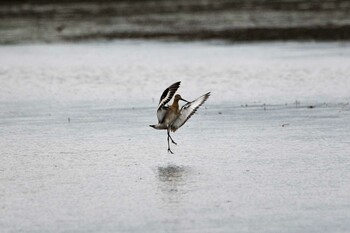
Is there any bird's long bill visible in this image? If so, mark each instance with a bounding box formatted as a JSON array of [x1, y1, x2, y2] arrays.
[[180, 98, 189, 103]]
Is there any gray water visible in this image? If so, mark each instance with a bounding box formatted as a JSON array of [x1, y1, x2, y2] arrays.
[[1, 41, 350, 232]]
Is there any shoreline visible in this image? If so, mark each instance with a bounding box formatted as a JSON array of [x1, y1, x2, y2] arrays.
[[1, 0, 350, 44]]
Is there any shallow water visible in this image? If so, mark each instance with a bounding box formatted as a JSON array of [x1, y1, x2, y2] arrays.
[[1, 41, 350, 232], [1, 41, 350, 105]]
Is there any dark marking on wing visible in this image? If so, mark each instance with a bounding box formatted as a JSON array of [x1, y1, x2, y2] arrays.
[[157, 81, 181, 111]]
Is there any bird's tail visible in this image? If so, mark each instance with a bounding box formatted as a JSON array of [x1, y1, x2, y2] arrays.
[[149, 124, 167, 129]]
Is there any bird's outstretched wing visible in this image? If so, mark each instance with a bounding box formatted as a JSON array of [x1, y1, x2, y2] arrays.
[[157, 81, 181, 111], [170, 92, 210, 132], [157, 106, 168, 124]]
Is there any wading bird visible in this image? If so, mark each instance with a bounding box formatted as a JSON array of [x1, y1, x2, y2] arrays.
[[150, 81, 210, 153]]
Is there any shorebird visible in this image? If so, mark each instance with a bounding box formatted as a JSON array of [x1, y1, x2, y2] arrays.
[[150, 81, 210, 154]]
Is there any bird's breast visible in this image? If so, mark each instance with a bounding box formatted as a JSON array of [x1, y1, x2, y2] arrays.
[[164, 108, 179, 125]]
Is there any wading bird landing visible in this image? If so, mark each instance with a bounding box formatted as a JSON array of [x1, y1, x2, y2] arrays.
[[150, 81, 210, 154]]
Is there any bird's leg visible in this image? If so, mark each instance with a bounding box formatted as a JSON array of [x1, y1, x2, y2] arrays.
[[167, 129, 177, 145], [167, 131, 174, 154]]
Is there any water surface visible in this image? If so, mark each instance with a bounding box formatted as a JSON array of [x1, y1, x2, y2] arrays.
[[1, 41, 350, 233]]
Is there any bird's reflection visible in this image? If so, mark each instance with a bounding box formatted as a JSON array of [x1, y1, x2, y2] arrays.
[[158, 165, 185, 182], [156, 165, 189, 204]]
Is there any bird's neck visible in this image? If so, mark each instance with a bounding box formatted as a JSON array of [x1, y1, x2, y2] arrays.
[[171, 99, 180, 111]]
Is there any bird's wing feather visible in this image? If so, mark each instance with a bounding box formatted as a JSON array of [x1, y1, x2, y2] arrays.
[[170, 92, 210, 132], [157, 81, 181, 111], [157, 106, 168, 123]]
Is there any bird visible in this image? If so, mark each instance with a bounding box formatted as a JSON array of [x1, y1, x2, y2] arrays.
[[150, 81, 210, 154]]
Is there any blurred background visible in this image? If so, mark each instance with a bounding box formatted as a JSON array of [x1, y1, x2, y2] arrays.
[[1, 0, 350, 44]]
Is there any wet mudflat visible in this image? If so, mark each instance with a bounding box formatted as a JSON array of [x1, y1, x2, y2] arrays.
[[1, 41, 350, 232]]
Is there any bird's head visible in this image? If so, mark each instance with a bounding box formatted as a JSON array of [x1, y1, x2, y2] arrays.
[[174, 94, 189, 103]]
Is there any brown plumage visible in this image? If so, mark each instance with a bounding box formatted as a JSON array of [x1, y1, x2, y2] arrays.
[[150, 82, 210, 154]]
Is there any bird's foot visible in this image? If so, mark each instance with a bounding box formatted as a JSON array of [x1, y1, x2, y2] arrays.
[[168, 148, 174, 154]]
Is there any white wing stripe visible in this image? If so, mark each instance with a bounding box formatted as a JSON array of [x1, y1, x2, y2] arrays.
[[157, 81, 181, 111], [170, 92, 210, 132]]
